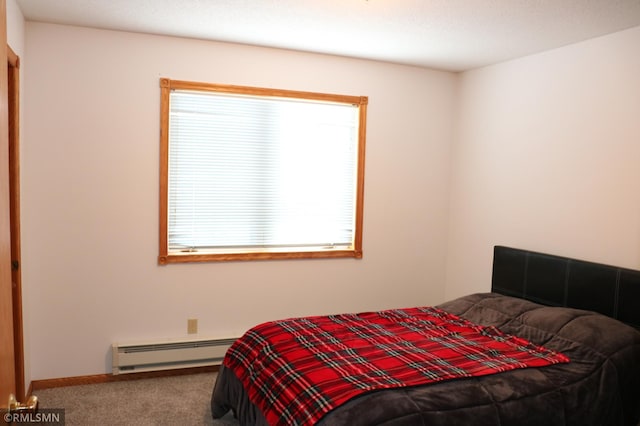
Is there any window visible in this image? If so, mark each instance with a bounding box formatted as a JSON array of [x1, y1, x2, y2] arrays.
[[158, 79, 367, 264]]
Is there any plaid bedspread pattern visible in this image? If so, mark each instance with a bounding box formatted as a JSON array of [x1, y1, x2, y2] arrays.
[[224, 307, 569, 425]]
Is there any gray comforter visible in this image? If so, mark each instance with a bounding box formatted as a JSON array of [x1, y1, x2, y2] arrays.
[[211, 293, 640, 425]]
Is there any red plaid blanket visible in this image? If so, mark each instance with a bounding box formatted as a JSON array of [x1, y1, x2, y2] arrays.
[[224, 307, 569, 425]]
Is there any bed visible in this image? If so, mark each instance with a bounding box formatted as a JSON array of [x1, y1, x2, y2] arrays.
[[211, 246, 640, 425]]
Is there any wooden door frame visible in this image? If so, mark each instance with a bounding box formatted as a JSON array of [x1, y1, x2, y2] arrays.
[[0, 0, 14, 410], [8, 44, 24, 401]]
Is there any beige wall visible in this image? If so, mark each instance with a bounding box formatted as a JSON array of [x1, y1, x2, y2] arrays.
[[21, 23, 456, 379], [446, 26, 640, 300]]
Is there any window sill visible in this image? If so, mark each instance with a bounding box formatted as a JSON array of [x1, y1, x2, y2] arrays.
[[158, 249, 363, 264]]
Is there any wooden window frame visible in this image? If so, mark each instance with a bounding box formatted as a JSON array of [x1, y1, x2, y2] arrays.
[[158, 78, 367, 264]]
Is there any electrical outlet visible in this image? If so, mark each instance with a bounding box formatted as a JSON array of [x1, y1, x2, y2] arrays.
[[187, 318, 198, 334]]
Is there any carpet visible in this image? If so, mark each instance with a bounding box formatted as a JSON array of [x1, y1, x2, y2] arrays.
[[34, 372, 238, 425]]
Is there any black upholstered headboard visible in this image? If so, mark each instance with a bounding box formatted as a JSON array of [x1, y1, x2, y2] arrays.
[[491, 246, 640, 330]]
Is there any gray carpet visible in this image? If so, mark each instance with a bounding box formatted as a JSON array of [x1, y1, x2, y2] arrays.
[[35, 372, 239, 425]]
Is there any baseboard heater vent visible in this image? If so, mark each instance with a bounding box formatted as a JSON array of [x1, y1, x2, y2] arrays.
[[112, 337, 237, 375]]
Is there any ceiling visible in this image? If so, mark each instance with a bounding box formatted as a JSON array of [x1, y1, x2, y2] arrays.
[[14, 0, 640, 71]]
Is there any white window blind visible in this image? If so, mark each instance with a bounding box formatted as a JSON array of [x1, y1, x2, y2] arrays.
[[167, 89, 360, 255]]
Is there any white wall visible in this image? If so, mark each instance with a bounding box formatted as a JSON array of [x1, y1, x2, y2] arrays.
[[6, 0, 23, 55], [22, 23, 456, 379], [446, 26, 640, 300], [22, 16, 639, 383]]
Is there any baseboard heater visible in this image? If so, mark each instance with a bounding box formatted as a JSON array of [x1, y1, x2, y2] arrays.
[[112, 337, 237, 375]]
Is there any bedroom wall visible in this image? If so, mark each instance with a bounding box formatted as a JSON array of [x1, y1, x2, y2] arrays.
[[446, 26, 640, 300], [6, 0, 23, 54], [21, 22, 457, 379]]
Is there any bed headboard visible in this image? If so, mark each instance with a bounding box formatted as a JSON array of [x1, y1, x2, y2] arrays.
[[491, 246, 640, 330]]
